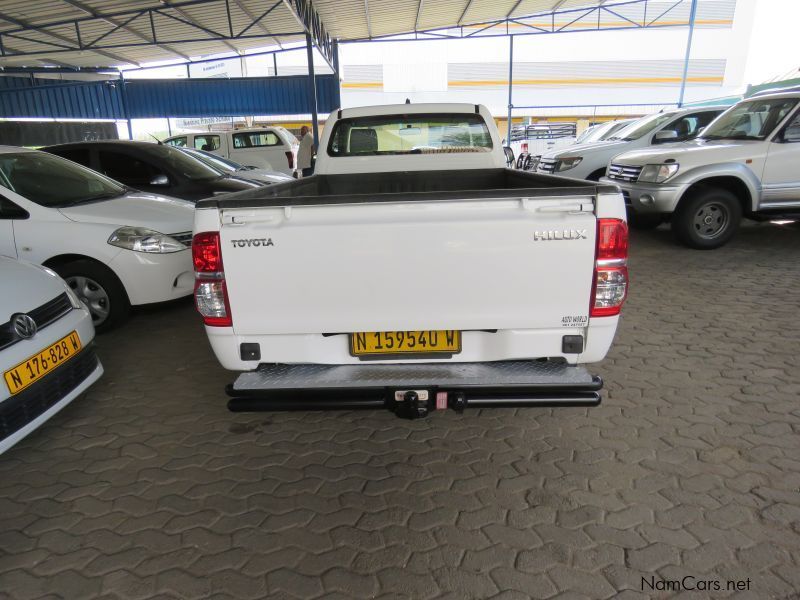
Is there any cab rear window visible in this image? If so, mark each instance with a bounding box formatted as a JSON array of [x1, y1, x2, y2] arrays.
[[328, 113, 493, 157]]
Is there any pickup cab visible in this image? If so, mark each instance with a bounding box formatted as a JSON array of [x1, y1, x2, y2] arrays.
[[192, 103, 629, 418], [165, 127, 299, 176], [602, 92, 800, 249]]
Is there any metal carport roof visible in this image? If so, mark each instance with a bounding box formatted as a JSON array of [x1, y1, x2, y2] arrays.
[[0, 0, 715, 69]]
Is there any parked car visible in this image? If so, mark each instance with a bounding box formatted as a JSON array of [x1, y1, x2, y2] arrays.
[[0, 146, 195, 331], [0, 256, 102, 455], [177, 147, 294, 186], [164, 127, 299, 176], [194, 103, 627, 419], [517, 118, 639, 171], [575, 119, 637, 145], [534, 106, 725, 181], [43, 141, 261, 202], [601, 92, 800, 249]]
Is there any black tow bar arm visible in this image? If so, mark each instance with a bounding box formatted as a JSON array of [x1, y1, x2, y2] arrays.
[[389, 390, 430, 419]]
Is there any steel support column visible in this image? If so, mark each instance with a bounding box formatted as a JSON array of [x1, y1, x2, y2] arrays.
[[332, 39, 341, 109], [305, 31, 319, 147], [506, 34, 514, 146], [677, 0, 698, 107], [118, 74, 133, 139]]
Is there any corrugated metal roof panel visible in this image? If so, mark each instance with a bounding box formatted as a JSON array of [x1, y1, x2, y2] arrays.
[[0, 1, 736, 69], [0, 74, 338, 119], [123, 74, 339, 118], [0, 77, 124, 118]]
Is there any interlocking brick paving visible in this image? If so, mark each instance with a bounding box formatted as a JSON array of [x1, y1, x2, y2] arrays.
[[1, 222, 799, 599]]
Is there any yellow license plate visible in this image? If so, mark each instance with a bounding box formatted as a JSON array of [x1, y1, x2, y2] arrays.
[[3, 331, 82, 395], [350, 330, 461, 357]]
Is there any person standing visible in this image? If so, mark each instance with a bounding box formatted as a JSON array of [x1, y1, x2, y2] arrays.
[[298, 125, 315, 177]]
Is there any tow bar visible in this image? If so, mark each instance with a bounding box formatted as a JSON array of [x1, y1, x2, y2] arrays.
[[226, 361, 603, 419]]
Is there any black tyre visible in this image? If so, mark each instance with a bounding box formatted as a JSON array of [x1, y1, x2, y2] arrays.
[[672, 187, 742, 249], [627, 209, 663, 230], [52, 259, 130, 332]]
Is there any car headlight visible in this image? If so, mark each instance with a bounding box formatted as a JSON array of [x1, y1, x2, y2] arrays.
[[108, 227, 185, 253], [556, 157, 583, 172], [638, 163, 679, 183]]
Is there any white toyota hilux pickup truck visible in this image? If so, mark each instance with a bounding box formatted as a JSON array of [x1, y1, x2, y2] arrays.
[[193, 103, 629, 418]]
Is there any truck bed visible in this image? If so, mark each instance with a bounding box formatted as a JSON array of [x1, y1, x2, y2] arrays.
[[196, 168, 619, 208]]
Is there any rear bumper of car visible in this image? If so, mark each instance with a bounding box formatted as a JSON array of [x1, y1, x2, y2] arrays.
[[204, 322, 619, 371], [227, 360, 603, 417], [109, 249, 194, 306], [600, 177, 686, 213]]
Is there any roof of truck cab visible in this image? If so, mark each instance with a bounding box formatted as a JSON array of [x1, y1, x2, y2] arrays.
[[337, 103, 487, 120]]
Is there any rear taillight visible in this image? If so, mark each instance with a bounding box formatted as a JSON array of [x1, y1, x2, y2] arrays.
[[285, 151, 294, 169], [192, 231, 232, 327], [591, 218, 629, 317]]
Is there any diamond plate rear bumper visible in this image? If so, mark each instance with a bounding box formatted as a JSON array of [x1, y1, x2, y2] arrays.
[[226, 361, 603, 414]]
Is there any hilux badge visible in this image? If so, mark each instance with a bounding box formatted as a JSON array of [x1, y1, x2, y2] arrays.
[[533, 229, 588, 241]]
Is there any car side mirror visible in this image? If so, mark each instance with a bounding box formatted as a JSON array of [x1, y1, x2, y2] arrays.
[[503, 146, 515, 167], [654, 130, 679, 143], [149, 174, 169, 186]]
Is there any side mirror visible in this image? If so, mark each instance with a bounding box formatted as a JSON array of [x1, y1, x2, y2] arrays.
[[654, 130, 679, 143], [503, 146, 515, 167], [149, 174, 169, 186]]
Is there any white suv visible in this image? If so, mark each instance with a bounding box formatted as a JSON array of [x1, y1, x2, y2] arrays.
[[534, 106, 725, 181], [165, 127, 299, 176], [602, 92, 800, 248]]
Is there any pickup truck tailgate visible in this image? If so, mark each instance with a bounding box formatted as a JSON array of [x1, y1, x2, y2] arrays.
[[219, 196, 596, 335]]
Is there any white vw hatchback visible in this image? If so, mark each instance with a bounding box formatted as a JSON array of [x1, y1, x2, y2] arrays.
[[0, 256, 102, 455], [0, 146, 195, 331]]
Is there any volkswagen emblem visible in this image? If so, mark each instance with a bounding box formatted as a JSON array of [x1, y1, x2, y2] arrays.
[[12, 314, 37, 339]]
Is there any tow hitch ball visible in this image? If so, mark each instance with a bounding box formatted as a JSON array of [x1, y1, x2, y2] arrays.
[[388, 390, 467, 419]]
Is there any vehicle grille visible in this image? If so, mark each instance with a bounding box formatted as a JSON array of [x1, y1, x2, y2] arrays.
[[607, 164, 643, 182], [0, 293, 73, 351], [0, 345, 99, 443], [536, 158, 558, 174], [170, 231, 193, 247]]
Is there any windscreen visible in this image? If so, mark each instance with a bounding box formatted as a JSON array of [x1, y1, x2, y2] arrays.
[[328, 113, 493, 156], [0, 151, 124, 208], [613, 113, 675, 141], [701, 98, 799, 140], [181, 148, 235, 173], [147, 145, 222, 180]]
